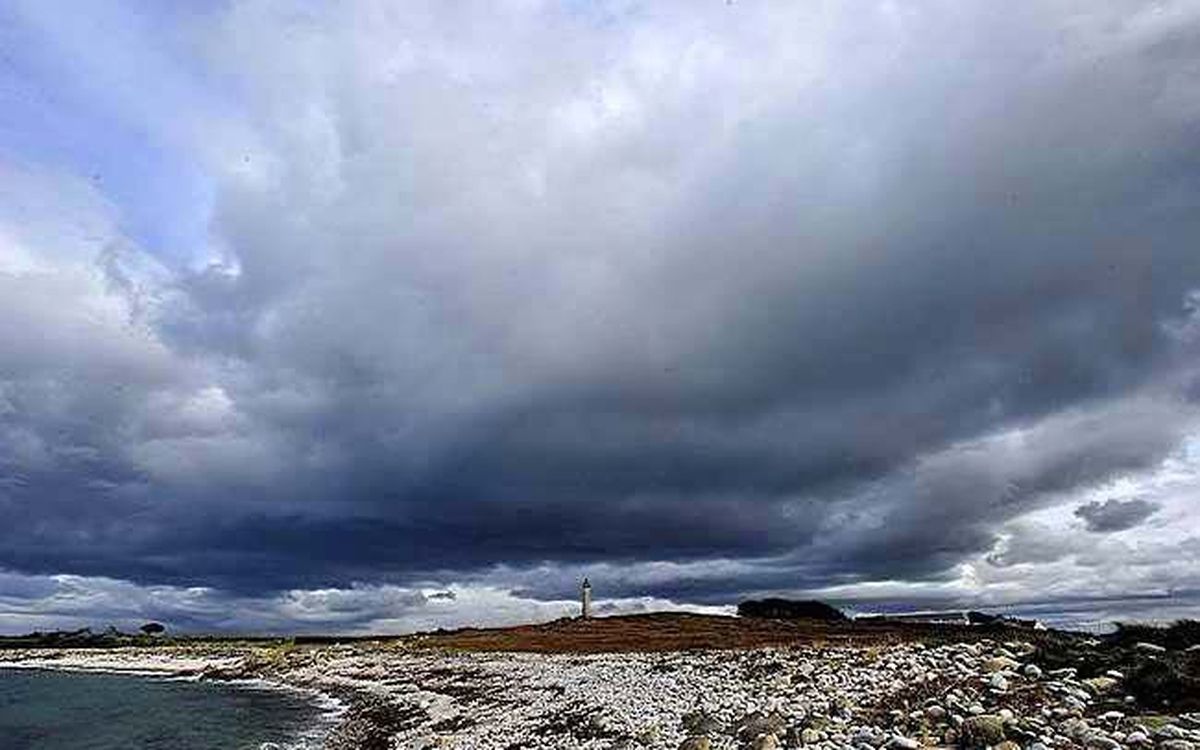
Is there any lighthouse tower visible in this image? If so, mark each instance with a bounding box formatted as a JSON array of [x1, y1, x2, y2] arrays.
[[580, 578, 592, 619]]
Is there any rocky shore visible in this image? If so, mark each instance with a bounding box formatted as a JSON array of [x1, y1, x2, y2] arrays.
[[2, 620, 1198, 750]]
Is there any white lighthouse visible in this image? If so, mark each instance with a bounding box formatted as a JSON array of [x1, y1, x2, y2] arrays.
[[580, 578, 592, 619]]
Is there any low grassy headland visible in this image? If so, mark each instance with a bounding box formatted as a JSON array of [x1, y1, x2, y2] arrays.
[[2, 614, 1198, 749]]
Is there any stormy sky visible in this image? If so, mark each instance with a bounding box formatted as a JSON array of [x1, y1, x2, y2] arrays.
[[2, 0, 1199, 634]]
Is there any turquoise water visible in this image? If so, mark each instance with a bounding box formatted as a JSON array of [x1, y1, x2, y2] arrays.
[[0, 668, 333, 749]]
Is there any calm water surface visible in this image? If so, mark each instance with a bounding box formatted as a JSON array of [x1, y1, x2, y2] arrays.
[[0, 668, 332, 749]]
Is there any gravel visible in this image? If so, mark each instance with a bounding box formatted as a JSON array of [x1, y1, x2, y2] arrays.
[[5, 637, 1200, 749], [268, 638, 1200, 749]]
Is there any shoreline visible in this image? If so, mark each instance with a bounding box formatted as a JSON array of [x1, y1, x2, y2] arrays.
[[2, 617, 1198, 749], [0, 655, 347, 748]]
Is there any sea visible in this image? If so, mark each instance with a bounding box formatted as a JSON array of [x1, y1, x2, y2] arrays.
[[0, 668, 337, 749]]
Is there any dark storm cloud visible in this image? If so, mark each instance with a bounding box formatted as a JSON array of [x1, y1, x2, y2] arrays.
[[4, 0, 1200, 628], [1075, 498, 1162, 533]]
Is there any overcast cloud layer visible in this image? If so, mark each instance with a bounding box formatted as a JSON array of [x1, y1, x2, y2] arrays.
[[1, 0, 1199, 634]]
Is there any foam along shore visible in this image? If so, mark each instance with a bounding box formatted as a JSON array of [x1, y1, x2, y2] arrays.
[[0, 648, 245, 676], [0, 645, 346, 747], [2, 616, 1199, 750]]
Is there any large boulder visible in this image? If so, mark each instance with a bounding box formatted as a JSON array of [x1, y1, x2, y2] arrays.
[[1083, 676, 1120, 694], [959, 715, 1006, 748], [734, 711, 788, 742], [680, 710, 722, 736], [983, 656, 1020, 672], [749, 734, 780, 750]]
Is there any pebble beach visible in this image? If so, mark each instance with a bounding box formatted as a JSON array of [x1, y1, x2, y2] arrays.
[[3, 619, 1199, 750]]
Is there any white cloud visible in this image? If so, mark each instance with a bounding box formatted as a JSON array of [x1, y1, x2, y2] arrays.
[[0, 570, 726, 636], [2, 0, 1200, 631]]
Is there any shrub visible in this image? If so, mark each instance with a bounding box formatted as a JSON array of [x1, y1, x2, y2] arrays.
[[736, 598, 846, 621]]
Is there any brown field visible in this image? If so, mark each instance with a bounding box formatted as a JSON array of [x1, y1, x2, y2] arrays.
[[400, 612, 1059, 653]]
